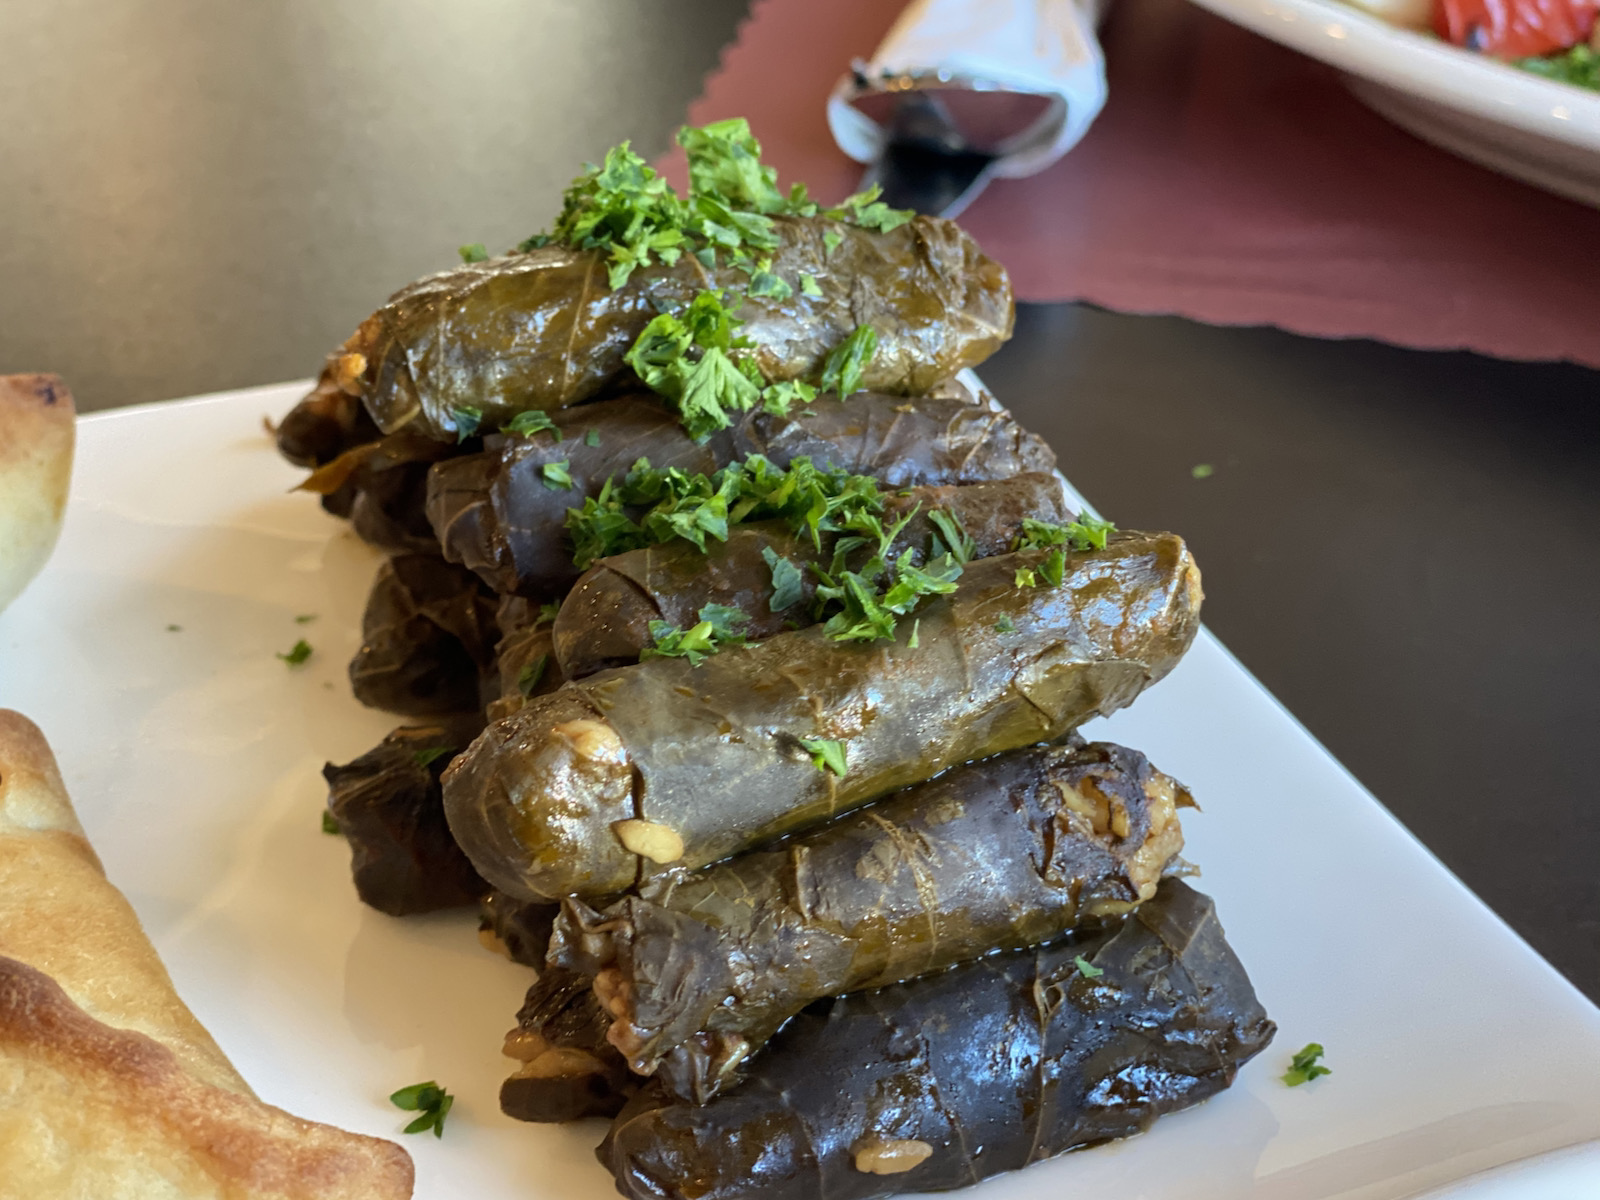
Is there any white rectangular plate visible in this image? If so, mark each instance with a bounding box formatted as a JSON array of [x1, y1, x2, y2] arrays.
[[3, 382, 1598, 1200]]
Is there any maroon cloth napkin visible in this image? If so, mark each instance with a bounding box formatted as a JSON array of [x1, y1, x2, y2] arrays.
[[658, 0, 1600, 367]]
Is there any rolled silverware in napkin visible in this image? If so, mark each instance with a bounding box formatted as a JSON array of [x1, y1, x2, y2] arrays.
[[828, 0, 1110, 215]]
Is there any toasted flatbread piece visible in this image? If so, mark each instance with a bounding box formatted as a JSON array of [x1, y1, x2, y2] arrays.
[[0, 710, 414, 1199], [0, 374, 74, 614]]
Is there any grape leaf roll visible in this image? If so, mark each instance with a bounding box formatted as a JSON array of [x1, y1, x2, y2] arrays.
[[550, 739, 1191, 1103], [601, 880, 1274, 1200], [346, 215, 1013, 440], [443, 533, 1202, 901], [551, 472, 1072, 678]]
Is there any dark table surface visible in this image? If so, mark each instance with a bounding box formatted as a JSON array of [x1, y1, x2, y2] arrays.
[[3, 1, 1595, 1001]]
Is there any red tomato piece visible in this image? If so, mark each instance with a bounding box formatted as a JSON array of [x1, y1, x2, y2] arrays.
[[1434, 0, 1600, 58]]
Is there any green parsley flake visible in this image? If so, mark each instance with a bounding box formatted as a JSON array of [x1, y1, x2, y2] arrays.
[[391, 1080, 454, 1138], [928, 509, 976, 565], [1014, 567, 1037, 588], [584, 428, 601, 446], [818, 325, 878, 398], [799, 273, 823, 298], [762, 545, 807, 611], [458, 242, 489, 264], [545, 141, 688, 289], [413, 747, 451, 768], [625, 290, 763, 440], [541, 460, 574, 490], [1282, 1043, 1331, 1087], [797, 736, 848, 777], [907, 617, 920, 649], [517, 654, 548, 696], [1191, 463, 1215, 479], [1015, 514, 1115, 555], [321, 810, 341, 835], [503, 410, 563, 440], [823, 229, 843, 256], [642, 604, 750, 667], [825, 183, 915, 234], [449, 405, 484, 441], [747, 268, 793, 301], [994, 616, 1016, 634], [759, 379, 817, 418], [277, 639, 312, 666], [1039, 547, 1067, 587], [294, 613, 316, 624], [538, 601, 561, 624], [1073, 954, 1104, 979], [166, 623, 181, 632]]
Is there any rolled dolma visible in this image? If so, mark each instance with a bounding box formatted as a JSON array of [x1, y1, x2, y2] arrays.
[[734, 389, 1053, 488], [274, 359, 379, 469], [323, 719, 487, 916], [428, 391, 1055, 601], [501, 967, 638, 1124], [551, 472, 1071, 678], [443, 532, 1202, 901], [345, 215, 1012, 439], [551, 739, 1190, 1102], [602, 880, 1275, 1200], [348, 555, 500, 716], [426, 397, 727, 601]]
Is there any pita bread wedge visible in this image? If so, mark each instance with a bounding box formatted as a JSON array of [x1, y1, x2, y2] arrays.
[[0, 709, 414, 1199], [0, 374, 74, 614]]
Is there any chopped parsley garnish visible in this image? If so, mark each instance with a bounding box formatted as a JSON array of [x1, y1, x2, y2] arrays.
[[625, 290, 759, 440], [569, 454, 959, 642], [510, 117, 910, 435], [391, 1080, 454, 1137], [759, 379, 818, 418], [928, 509, 975, 565], [818, 325, 878, 398], [503, 409, 562, 440], [824, 182, 914, 233], [762, 545, 807, 611], [584, 428, 601, 446], [538, 601, 561, 624], [907, 617, 920, 649], [994, 616, 1016, 634], [797, 736, 848, 777], [541, 460, 574, 490], [1073, 954, 1104, 979], [1038, 547, 1067, 587], [166, 623, 181, 632], [1282, 1043, 1331, 1087], [1015, 567, 1037, 588], [1014, 514, 1115, 554], [815, 549, 962, 643], [277, 639, 313, 666], [458, 242, 489, 264], [294, 613, 317, 624], [517, 654, 548, 696], [321, 810, 341, 835], [747, 268, 792, 301], [413, 747, 451, 768], [543, 141, 688, 289], [449, 405, 484, 441], [1191, 463, 1215, 479], [642, 604, 750, 666]]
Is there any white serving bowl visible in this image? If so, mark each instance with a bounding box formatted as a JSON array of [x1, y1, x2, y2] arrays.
[[1187, 0, 1600, 208]]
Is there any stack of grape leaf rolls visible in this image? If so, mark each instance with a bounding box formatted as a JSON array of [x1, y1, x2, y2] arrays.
[[280, 119, 1274, 1199]]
